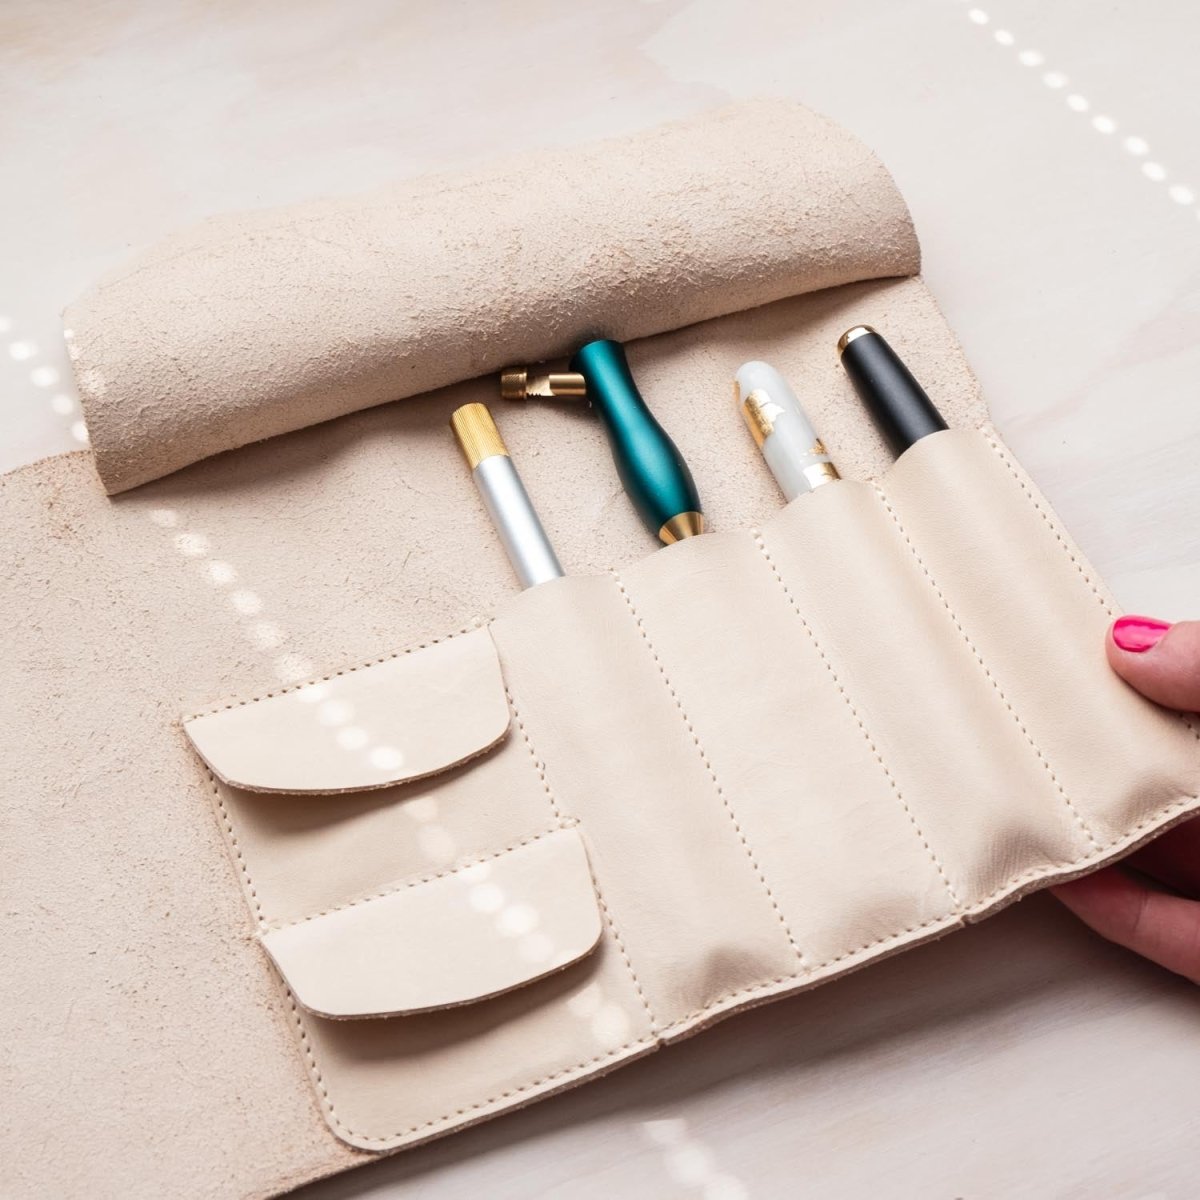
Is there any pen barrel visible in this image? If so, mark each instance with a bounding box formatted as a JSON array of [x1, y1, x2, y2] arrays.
[[762, 424, 838, 502], [473, 454, 564, 588], [839, 329, 948, 455], [737, 360, 839, 502], [570, 339, 702, 542]]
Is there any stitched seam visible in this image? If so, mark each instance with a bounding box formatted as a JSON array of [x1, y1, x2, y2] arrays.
[[184, 624, 478, 722], [261, 822, 575, 932], [872, 481, 1101, 853], [609, 568, 809, 970], [286, 989, 342, 1134], [288, 1012, 657, 1146], [966, 789, 1200, 910], [506, 686, 660, 1034], [983, 431, 1200, 749], [207, 769, 265, 930], [505, 689, 568, 827], [656, 789, 1200, 1040], [982, 431, 1114, 615], [753, 531, 962, 910], [657, 911, 957, 1036]]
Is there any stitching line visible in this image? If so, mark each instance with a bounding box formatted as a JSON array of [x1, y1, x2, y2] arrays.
[[657, 911, 957, 1036], [207, 769, 265, 930], [983, 430, 1200, 750], [260, 823, 575, 933], [506, 686, 660, 1034], [609, 567, 809, 970], [753, 530, 962, 910], [961, 790, 1200, 913], [292, 1015, 658, 1147], [871, 480, 1101, 853], [184, 624, 478, 722], [286, 989, 340, 1134], [982, 432, 1114, 614]]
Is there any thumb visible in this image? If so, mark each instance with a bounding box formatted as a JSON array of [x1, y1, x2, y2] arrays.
[[1108, 617, 1200, 712]]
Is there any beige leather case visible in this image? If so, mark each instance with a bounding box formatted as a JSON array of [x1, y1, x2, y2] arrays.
[[182, 425, 1200, 1153], [8, 101, 1200, 1198]]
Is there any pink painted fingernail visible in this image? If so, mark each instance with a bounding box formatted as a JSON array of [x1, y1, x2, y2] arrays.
[[1112, 615, 1172, 653]]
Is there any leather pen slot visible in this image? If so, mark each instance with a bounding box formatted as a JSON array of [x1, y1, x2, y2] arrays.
[[490, 571, 803, 1027], [885, 428, 1200, 851], [759, 463, 1087, 910], [616, 524, 959, 971]]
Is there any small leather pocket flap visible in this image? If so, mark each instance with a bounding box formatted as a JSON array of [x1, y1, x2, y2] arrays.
[[183, 627, 509, 794], [261, 826, 601, 1019]]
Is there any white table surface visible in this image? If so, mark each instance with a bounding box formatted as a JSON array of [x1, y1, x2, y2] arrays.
[[5, 2, 1199, 1196]]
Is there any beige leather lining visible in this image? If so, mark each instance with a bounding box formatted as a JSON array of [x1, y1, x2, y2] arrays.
[[188, 426, 1200, 1153]]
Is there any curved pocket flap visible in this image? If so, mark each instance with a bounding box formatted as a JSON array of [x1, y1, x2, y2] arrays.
[[183, 627, 509, 794], [261, 827, 602, 1019]]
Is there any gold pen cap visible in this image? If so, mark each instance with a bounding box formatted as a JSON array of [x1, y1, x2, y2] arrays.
[[836, 325, 875, 356], [450, 403, 508, 470]]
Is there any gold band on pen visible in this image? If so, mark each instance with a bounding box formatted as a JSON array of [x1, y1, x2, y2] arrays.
[[836, 325, 875, 356], [450, 403, 508, 470], [802, 461, 840, 488], [659, 511, 705, 544]]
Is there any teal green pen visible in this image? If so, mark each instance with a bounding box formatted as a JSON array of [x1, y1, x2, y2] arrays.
[[501, 339, 704, 545]]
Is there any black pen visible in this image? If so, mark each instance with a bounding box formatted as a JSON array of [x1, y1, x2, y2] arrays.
[[837, 326, 948, 454]]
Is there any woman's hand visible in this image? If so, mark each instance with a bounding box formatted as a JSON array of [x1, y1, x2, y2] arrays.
[[1052, 616, 1200, 983]]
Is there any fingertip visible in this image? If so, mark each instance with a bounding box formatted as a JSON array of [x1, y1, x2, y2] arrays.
[[1110, 614, 1172, 656], [1105, 617, 1200, 712]]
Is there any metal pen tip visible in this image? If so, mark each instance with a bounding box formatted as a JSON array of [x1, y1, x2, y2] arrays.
[[499, 368, 587, 401]]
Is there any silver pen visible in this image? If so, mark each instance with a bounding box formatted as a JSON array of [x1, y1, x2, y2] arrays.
[[450, 403, 564, 588]]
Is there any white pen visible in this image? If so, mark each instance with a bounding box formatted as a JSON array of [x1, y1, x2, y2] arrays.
[[450, 403, 564, 588], [734, 360, 840, 501]]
